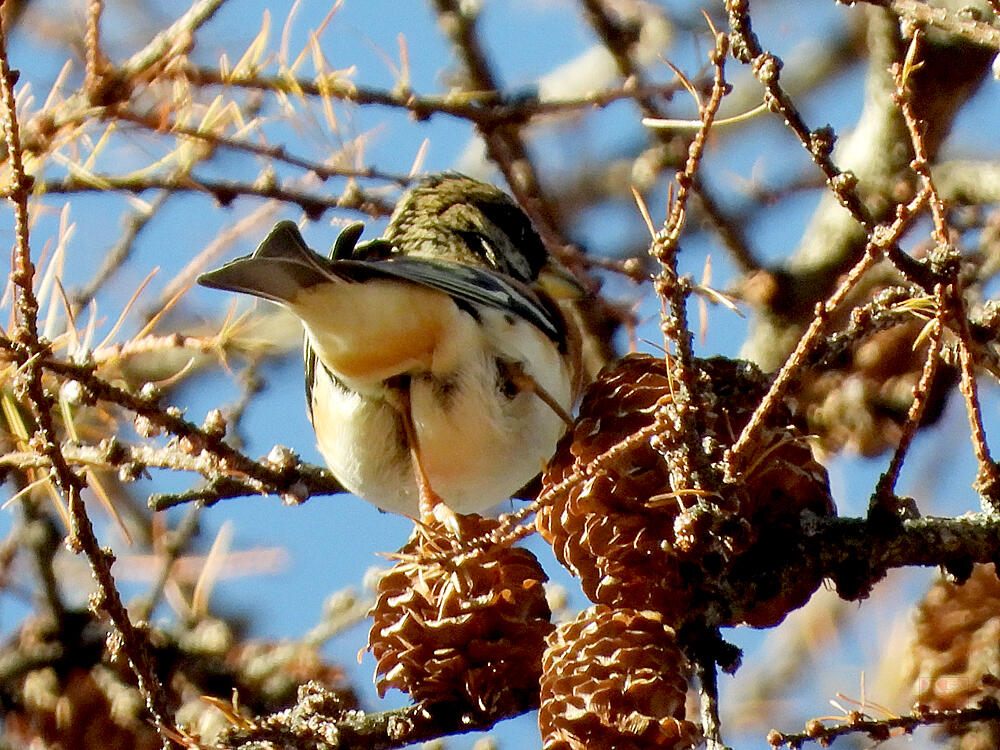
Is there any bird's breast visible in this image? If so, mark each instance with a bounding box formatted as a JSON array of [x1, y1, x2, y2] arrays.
[[292, 280, 463, 387]]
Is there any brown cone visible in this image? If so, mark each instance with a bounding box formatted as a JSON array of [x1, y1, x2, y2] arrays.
[[798, 280, 957, 458], [367, 512, 552, 713], [539, 604, 701, 750], [907, 563, 1000, 748], [538, 353, 834, 628], [5, 667, 163, 750]]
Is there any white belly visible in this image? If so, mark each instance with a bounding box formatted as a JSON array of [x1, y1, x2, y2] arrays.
[[307, 306, 572, 517]]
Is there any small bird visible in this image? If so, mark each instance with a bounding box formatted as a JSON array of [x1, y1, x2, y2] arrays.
[[198, 173, 588, 519]]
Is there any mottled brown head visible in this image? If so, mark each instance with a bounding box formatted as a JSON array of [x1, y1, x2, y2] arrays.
[[384, 173, 549, 283]]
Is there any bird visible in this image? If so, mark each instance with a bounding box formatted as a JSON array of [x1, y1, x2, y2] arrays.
[[198, 173, 590, 520]]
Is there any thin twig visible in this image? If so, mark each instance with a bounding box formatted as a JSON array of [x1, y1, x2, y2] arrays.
[[0, 334, 345, 501], [84, 0, 104, 95], [429, 0, 566, 255], [768, 700, 1000, 748], [892, 41, 1000, 514], [955, 308, 1000, 514], [693, 639, 731, 750], [578, 0, 670, 122], [37, 173, 394, 220], [870, 285, 945, 510], [122, 0, 229, 75], [726, 0, 937, 292], [185, 64, 696, 126], [724, 187, 931, 478], [648, 31, 731, 491], [112, 108, 413, 187]]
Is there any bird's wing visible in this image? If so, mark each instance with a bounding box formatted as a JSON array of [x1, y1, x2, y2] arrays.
[[303, 334, 320, 422], [365, 256, 565, 342], [197, 221, 335, 303]]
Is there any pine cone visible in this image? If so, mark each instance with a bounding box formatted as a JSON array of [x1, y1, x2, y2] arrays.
[[539, 605, 701, 750], [538, 353, 833, 628], [6, 666, 162, 750], [367, 512, 552, 713], [906, 564, 1000, 748], [798, 281, 957, 458]]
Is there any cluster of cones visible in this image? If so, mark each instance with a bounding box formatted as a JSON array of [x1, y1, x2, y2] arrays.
[[366, 353, 836, 748]]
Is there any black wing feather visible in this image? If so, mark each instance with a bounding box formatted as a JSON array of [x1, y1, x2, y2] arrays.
[[357, 257, 564, 342]]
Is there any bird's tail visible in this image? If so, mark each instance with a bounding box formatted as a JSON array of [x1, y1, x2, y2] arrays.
[[197, 221, 332, 304]]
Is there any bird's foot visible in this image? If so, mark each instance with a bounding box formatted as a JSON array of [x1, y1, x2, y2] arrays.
[[419, 490, 463, 539]]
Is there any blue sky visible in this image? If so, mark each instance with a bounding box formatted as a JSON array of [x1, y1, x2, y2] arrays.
[[2, 1, 999, 747]]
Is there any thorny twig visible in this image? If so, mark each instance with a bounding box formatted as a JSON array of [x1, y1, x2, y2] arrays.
[[767, 699, 1000, 749], [0, 336, 347, 506], [649, 30, 731, 493], [724, 186, 931, 479], [0, 13, 176, 749], [893, 39, 1000, 513], [725, 0, 937, 292], [869, 284, 946, 511]]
